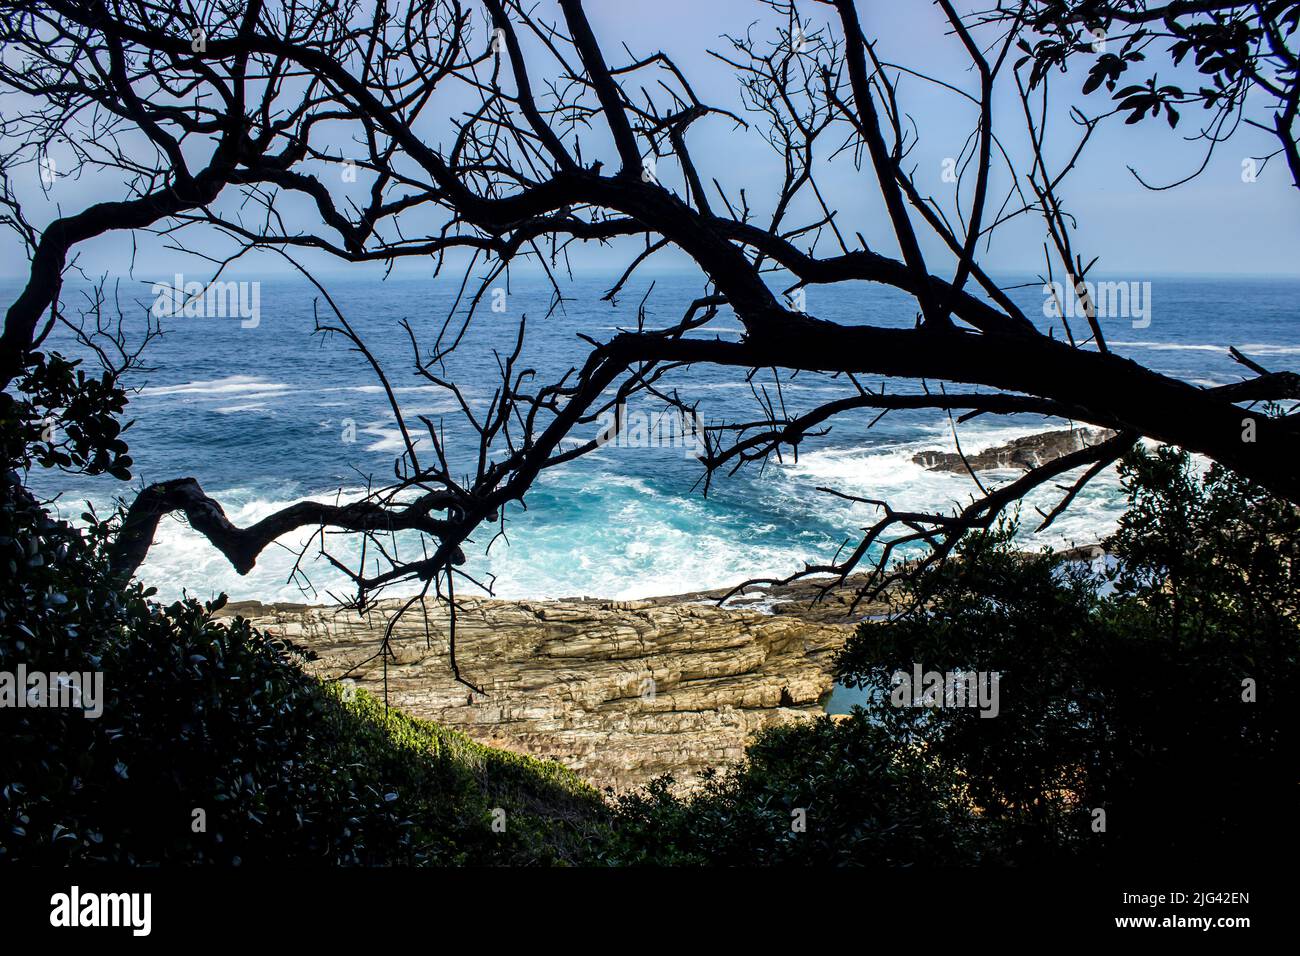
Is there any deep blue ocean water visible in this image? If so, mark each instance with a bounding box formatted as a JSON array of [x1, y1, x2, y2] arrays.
[[11, 271, 1299, 604]]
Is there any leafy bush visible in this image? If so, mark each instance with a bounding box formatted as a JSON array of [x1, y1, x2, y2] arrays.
[[0, 470, 607, 865], [0, 351, 132, 479], [604, 447, 1298, 866], [834, 446, 1299, 864], [601, 713, 995, 866]]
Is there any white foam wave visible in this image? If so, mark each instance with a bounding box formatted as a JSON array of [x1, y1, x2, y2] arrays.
[[478, 483, 815, 601], [1238, 343, 1300, 355], [320, 384, 459, 395], [1112, 340, 1300, 355], [359, 425, 422, 453], [1111, 341, 1222, 352], [683, 381, 848, 394], [102, 426, 1133, 607], [782, 433, 1126, 552], [139, 375, 294, 399]]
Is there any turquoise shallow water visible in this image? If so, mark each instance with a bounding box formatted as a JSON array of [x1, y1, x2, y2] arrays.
[[13, 272, 1299, 605]]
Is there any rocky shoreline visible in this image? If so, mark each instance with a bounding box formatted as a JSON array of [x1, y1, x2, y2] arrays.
[[218, 428, 1110, 793], [220, 577, 884, 793]]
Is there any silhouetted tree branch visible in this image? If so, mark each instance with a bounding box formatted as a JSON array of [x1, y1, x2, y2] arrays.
[[3, 0, 1297, 633]]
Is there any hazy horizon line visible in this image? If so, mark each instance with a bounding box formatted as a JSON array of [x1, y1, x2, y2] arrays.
[[4, 266, 1300, 285]]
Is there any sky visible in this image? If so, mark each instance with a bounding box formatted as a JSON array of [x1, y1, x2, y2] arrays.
[[2, 0, 1297, 286]]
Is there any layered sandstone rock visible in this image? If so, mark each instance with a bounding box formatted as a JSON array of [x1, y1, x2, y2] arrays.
[[225, 587, 863, 793]]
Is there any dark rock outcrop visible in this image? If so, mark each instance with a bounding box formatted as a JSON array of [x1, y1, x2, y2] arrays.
[[912, 426, 1116, 473]]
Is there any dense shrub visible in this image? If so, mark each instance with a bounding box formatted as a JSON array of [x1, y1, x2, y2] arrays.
[[0, 469, 607, 865], [835, 446, 1299, 864], [604, 447, 1299, 865], [600, 713, 994, 866]]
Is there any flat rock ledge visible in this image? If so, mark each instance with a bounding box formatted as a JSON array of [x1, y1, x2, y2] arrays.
[[225, 587, 866, 793]]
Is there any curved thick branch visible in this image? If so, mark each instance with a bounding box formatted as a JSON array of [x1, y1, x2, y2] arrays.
[[109, 478, 464, 583]]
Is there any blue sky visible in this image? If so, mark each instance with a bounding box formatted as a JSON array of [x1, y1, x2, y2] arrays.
[[2, 0, 1297, 283]]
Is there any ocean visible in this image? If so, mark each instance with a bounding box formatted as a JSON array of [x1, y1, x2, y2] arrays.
[[13, 272, 1300, 605]]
